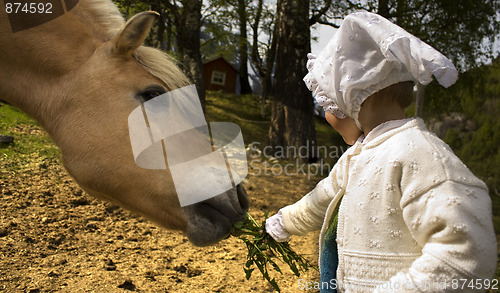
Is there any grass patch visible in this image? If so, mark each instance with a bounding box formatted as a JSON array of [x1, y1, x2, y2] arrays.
[[205, 91, 271, 147], [0, 102, 60, 159]]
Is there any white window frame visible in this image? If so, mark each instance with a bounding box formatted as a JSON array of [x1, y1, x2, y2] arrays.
[[211, 71, 226, 86]]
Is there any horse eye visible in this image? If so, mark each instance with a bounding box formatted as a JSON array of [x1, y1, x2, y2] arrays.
[[138, 86, 166, 102], [143, 91, 163, 101]]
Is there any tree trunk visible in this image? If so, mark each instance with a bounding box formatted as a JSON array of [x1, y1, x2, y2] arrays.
[[263, 15, 277, 106], [175, 0, 205, 109], [378, 0, 390, 17], [150, 3, 166, 50], [237, 0, 252, 94], [156, 8, 167, 50], [269, 0, 317, 163], [415, 83, 425, 117], [165, 11, 172, 51], [250, 0, 274, 117]]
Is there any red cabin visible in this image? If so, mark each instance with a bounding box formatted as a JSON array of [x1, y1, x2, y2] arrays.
[[203, 56, 239, 93]]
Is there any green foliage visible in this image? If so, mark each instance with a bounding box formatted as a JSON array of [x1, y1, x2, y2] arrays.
[[313, 0, 499, 71], [443, 128, 461, 151], [201, 18, 240, 65], [459, 121, 494, 176], [232, 213, 317, 292], [469, 63, 497, 189], [113, 0, 149, 18], [396, 0, 498, 70], [203, 0, 277, 73], [435, 58, 500, 195], [0, 102, 60, 160]]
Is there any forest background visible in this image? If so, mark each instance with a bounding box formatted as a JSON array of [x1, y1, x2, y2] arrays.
[[113, 0, 499, 198]]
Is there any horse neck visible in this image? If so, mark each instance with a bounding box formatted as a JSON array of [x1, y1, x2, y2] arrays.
[[0, 8, 102, 131]]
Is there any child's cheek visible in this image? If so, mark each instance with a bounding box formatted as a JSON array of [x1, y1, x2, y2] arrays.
[[325, 113, 361, 145], [325, 112, 340, 129]]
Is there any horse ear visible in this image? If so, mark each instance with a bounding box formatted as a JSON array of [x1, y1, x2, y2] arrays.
[[111, 11, 159, 57]]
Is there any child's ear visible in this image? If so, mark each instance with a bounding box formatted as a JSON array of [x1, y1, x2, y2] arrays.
[[111, 11, 159, 58]]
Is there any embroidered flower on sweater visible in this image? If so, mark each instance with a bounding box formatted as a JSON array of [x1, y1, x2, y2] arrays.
[[465, 188, 478, 199], [369, 191, 380, 200], [386, 183, 396, 192], [369, 239, 381, 248], [370, 216, 379, 224], [430, 216, 441, 225], [408, 162, 420, 174], [411, 218, 422, 230], [390, 160, 399, 168], [387, 207, 398, 216], [388, 229, 402, 238], [452, 224, 466, 234], [446, 196, 460, 206], [423, 190, 435, 203]]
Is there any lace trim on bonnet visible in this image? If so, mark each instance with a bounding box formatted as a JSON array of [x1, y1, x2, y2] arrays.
[[304, 54, 347, 119]]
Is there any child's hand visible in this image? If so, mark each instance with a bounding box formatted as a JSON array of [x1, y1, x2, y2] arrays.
[[265, 210, 292, 242]]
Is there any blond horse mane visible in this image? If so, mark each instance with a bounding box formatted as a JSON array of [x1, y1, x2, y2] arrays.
[[75, 0, 189, 90], [133, 47, 190, 90]]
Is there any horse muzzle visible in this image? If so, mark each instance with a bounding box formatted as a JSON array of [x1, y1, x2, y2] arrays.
[[183, 184, 248, 246]]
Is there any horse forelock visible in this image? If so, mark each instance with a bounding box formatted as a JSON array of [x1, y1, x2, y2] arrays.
[[133, 47, 190, 91]]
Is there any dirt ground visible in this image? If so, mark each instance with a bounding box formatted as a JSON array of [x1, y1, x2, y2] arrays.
[[0, 147, 324, 292]]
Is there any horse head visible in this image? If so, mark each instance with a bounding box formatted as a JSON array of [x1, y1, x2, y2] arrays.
[[0, 7, 248, 246]]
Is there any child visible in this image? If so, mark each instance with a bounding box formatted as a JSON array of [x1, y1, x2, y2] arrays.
[[265, 11, 497, 292]]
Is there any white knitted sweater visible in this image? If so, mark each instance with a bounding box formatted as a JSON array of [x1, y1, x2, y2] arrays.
[[282, 118, 497, 292]]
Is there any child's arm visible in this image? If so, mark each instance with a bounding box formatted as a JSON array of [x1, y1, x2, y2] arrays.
[[266, 154, 347, 241], [376, 181, 497, 292], [281, 174, 343, 235]]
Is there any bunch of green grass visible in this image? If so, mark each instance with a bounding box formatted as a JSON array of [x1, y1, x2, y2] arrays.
[[232, 212, 317, 292]]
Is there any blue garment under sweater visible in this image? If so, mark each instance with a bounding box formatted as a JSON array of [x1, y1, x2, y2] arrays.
[[320, 213, 339, 293]]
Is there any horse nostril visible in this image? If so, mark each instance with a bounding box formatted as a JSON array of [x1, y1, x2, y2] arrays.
[[236, 184, 249, 212]]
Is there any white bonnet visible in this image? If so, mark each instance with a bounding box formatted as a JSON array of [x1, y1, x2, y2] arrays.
[[304, 11, 458, 122]]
